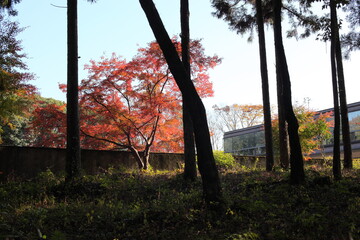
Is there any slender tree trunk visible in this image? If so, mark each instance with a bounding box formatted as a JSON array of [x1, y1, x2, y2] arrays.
[[181, 0, 197, 181], [331, 0, 352, 169], [143, 152, 150, 170], [273, 0, 304, 184], [139, 0, 222, 203], [256, 0, 274, 171], [330, 0, 341, 179], [130, 147, 145, 169], [66, 0, 81, 181], [143, 143, 152, 170]]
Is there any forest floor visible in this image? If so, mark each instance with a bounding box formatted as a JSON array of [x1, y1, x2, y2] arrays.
[[1, 165, 360, 240]]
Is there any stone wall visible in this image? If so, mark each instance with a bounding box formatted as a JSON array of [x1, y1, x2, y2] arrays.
[[0, 146, 184, 180]]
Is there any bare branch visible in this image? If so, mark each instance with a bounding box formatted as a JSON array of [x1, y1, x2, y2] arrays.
[[50, 4, 67, 8], [80, 129, 129, 149]]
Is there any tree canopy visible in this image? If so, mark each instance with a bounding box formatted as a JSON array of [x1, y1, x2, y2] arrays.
[[213, 104, 264, 131], [27, 38, 220, 169], [0, 15, 35, 144]]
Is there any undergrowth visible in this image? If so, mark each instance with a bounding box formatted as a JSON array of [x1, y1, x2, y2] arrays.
[[1, 167, 359, 240]]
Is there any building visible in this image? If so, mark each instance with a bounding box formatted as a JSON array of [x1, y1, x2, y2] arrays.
[[224, 101, 360, 158]]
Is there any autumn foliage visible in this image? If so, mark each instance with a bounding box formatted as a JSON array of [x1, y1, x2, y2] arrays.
[[30, 102, 67, 148], [29, 38, 220, 169], [272, 104, 334, 160]]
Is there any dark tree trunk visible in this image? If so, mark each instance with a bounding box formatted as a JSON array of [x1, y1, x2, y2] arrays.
[[139, 0, 222, 203], [256, 0, 274, 171], [278, 105, 289, 169], [330, 1, 341, 180], [275, 39, 289, 169], [331, 0, 353, 169], [277, 63, 289, 170], [330, 0, 342, 180], [66, 0, 81, 182], [273, 0, 304, 184], [181, 0, 197, 181]]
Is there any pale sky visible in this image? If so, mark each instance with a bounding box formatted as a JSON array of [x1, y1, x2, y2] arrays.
[[12, 0, 360, 112]]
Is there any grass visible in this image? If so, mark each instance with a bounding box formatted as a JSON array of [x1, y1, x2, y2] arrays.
[[0, 166, 360, 240]]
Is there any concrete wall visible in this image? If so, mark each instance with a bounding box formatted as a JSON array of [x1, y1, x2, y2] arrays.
[[0, 146, 184, 180]]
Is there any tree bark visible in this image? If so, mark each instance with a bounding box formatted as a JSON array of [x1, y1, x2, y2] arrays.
[[66, 0, 81, 182], [331, 0, 352, 169], [330, 0, 341, 180], [181, 0, 197, 181], [130, 147, 145, 169], [274, 24, 289, 169], [278, 103, 289, 169], [273, 0, 304, 184], [276, 52, 289, 170], [143, 152, 150, 170], [139, 0, 222, 203], [143, 143, 152, 170], [256, 0, 274, 171]]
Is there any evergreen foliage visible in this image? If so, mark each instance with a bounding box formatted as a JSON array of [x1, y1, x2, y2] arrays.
[[0, 15, 35, 144]]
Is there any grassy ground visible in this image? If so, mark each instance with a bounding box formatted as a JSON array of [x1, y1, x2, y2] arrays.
[[1, 166, 360, 240]]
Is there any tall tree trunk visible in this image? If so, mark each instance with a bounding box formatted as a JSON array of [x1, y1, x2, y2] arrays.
[[255, 0, 274, 171], [278, 103, 289, 169], [277, 65, 289, 170], [331, 0, 352, 169], [181, 0, 197, 181], [139, 0, 222, 203], [275, 30, 289, 169], [273, 0, 304, 184], [330, 0, 341, 179], [272, 0, 289, 170], [66, 0, 81, 181]]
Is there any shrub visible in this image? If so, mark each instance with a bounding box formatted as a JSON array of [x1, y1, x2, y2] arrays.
[[354, 158, 360, 169], [213, 151, 237, 169]]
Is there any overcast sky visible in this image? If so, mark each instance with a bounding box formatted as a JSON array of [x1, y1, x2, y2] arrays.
[[12, 0, 360, 112]]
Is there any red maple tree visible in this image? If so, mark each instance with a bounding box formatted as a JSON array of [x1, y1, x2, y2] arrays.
[[29, 38, 220, 169], [79, 38, 220, 169], [29, 102, 67, 148]]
